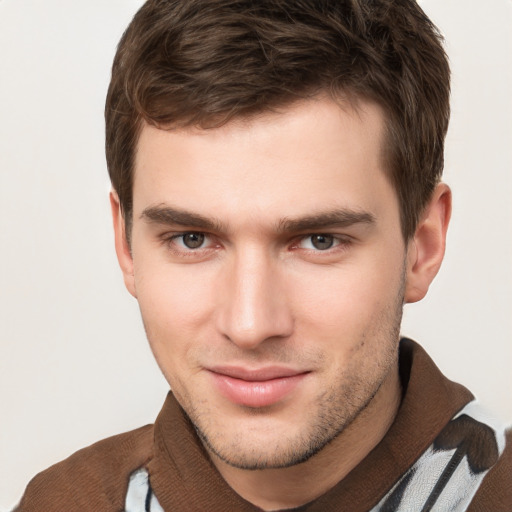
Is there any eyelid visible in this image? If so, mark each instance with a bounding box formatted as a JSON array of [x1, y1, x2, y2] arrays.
[[161, 230, 219, 255], [295, 233, 351, 244]]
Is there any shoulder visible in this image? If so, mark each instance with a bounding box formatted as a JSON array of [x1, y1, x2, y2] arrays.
[[468, 427, 512, 512], [14, 424, 154, 512]]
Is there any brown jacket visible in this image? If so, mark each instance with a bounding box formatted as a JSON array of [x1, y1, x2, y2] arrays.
[[15, 339, 512, 511]]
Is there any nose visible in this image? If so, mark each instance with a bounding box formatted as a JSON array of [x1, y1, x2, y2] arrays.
[[216, 247, 294, 350]]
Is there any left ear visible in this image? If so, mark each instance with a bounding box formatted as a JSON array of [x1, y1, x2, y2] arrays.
[[404, 183, 452, 304]]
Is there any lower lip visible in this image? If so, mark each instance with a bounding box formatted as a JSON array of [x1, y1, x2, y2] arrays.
[[209, 372, 307, 408]]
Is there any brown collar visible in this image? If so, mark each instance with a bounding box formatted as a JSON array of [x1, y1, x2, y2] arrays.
[[147, 339, 473, 511]]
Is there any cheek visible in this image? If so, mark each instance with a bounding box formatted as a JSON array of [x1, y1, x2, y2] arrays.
[[287, 257, 404, 334], [134, 262, 219, 345], [134, 266, 220, 391]]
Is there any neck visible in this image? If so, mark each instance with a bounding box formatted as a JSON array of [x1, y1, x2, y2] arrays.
[[208, 365, 402, 511]]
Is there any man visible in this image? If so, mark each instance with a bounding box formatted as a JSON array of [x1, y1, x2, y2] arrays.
[[15, 0, 511, 510]]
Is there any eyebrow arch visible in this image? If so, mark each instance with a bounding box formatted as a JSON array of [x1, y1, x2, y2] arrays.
[[141, 205, 226, 232], [277, 209, 376, 233]]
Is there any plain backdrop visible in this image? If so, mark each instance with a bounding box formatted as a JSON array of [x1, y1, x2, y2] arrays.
[[1, 0, 511, 509]]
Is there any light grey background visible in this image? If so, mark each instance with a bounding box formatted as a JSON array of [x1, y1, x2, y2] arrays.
[[1, 0, 511, 509]]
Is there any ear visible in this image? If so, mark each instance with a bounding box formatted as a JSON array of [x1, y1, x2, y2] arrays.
[[404, 183, 452, 304], [110, 190, 137, 298]]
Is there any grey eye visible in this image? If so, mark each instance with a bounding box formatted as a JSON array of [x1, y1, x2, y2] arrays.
[[310, 234, 334, 250], [182, 233, 205, 249]]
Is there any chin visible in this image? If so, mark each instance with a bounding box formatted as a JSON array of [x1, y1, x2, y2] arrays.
[[190, 389, 374, 471]]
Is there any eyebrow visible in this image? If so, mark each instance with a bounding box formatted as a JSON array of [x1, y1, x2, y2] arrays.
[[276, 209, 376, 233], [141, 204, 376, 233], [141, 205, 226, 232]]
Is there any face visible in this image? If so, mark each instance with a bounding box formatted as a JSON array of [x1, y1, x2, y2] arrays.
[[122, 97, 408, 469]]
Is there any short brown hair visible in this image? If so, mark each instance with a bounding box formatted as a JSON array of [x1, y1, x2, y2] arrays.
[[105, 0, 450, 240]]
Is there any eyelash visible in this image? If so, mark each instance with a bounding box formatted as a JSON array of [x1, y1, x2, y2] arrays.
[[161, 232, 353, 257]]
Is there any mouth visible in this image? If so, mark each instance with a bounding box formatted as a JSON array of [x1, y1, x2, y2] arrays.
[[207, 366, 310, 408]]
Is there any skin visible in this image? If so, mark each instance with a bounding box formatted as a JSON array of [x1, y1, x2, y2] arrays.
[[112, 97, 451, 510]]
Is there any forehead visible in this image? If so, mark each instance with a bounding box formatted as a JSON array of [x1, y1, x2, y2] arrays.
[[132, 97, 396, 228]]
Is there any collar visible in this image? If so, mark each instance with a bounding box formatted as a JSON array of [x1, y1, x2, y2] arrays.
[[147, 339, 474, 511]]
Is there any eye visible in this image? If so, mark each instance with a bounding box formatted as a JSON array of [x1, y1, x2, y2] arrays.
[[180, 232, 205, 249], [166, 232, 209, 251], [299, 234, 337, 251], [161, 231, 220, 260]]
